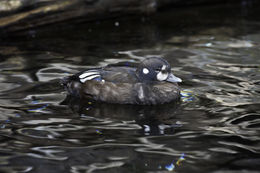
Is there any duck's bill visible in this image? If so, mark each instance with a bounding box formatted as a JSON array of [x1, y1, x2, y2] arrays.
[[166, 73, 182, 83]]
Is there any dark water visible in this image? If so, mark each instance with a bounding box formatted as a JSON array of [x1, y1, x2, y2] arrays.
[[1, 2, 260, 173]]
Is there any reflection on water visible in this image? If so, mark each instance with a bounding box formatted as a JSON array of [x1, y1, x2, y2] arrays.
[[1, 2, 260, 173]]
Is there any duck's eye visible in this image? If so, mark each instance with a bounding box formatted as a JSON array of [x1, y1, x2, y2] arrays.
[[161, 70, 167, 74], [155, 68, 161, 73]]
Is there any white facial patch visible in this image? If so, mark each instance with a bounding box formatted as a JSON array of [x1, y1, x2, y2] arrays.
[[157, 72, 168, 81], [161, 65, 167, 70], [142, 68, 149, 74]]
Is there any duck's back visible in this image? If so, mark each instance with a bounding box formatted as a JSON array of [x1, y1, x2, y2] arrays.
[[62, 65, 138, 101], [100, 66, 139, 83]]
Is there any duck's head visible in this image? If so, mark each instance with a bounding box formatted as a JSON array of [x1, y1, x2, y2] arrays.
[[136, 57, 182, 83]]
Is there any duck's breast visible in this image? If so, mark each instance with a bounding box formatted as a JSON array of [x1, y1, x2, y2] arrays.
[[134, 82, 180, 105], [152, 82, 180, 104]]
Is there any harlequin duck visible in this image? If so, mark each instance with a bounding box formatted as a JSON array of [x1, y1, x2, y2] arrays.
[[61, 57, 182, 105]]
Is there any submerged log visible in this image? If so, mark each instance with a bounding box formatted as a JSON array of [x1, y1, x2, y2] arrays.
[[0, 0, 157, 32], [0, 0, 237, 32]]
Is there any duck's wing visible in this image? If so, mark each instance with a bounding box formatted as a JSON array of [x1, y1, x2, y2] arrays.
[[63, 60, 139, 85], [76, 68, 103, 83], [69, 66, 138, 84]]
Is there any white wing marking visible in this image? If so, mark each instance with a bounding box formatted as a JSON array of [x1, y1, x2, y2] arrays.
[[79, 71, 100, 79], [80, 74, 100, 83]]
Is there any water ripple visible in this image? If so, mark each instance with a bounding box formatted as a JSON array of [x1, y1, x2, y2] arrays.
[[1, 5, 260, 173], [71, 161, 125, 173]]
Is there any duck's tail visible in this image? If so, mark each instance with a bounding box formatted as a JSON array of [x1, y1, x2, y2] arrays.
[[60, 76, 71, 87], [60, 75, 81, 97]]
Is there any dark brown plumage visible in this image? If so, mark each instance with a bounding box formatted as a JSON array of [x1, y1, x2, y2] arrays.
[[62, 57, 182, 105]]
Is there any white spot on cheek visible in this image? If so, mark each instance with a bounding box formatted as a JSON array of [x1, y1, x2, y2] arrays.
[[157, 72, 168, 81], [143, 68, 149, 74]]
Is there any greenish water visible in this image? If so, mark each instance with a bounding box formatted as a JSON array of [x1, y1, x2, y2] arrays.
[[0, 2, 260, 173]]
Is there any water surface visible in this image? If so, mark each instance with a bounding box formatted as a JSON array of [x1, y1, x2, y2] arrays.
[[0, 2, 260, 173]]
